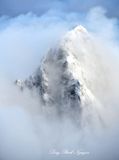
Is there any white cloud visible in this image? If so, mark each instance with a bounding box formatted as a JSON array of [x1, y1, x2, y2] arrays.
[[0, 7, 119, 160]]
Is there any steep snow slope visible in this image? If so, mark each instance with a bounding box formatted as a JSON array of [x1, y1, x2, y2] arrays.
[[15, 25, 105, 126]]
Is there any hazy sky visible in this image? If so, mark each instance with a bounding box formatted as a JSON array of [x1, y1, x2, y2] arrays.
[[0, 0, 119, 18]]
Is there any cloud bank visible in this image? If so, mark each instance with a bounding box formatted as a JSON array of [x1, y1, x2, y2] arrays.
[[0, 6, 119, 160]]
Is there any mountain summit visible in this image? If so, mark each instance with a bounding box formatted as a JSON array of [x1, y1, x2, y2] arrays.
[[15, 25, 104, 126]]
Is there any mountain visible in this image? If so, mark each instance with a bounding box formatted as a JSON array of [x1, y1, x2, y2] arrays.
[[15, 25, 104, 126]]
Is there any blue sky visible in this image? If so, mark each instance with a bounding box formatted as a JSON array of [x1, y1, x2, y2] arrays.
[[0, 0, 119, 18]]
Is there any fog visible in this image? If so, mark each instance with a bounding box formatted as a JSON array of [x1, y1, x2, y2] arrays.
[[0, 6, 119, 160]]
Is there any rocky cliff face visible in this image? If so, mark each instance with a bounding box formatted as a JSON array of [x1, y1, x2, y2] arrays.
[[15, 25, 104, 126]]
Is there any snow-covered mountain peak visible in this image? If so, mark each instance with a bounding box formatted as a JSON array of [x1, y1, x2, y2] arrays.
[[70, 25, 88, 35], [15, 25, 104, 126], [60, 25, 90, 57], [61, 25, 89, 43]]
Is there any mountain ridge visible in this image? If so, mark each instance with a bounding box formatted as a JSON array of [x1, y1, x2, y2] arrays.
[[15, 25, 104, 126]]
